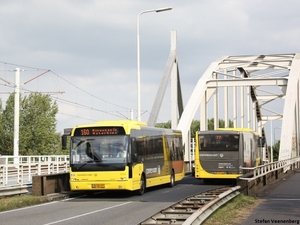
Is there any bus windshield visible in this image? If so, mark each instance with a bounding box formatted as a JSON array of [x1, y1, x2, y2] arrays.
[[70, 135, 129, 164], [199, 133, 239, 151]]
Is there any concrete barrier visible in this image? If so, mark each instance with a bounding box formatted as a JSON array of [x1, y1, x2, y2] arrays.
[[32, 173, 70, 196]]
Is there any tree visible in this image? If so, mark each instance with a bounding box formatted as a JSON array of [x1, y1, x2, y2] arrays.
[[207, 118, 233, 130], [0, 100, 11, 155], [1, 93, 61, 155], [155, 121, 171, 129], [268, 140, 280, 161], [190, 120, 200, 138], [1, 95, 14, 155]]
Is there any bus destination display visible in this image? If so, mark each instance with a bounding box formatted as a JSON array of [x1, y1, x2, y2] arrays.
[[74, 127, 125, 136]]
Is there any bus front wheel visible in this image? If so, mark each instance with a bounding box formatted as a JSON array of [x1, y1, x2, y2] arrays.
[[136, 175, 146, 195]]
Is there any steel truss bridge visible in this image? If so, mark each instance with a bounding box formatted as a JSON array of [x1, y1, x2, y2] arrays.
[[149, 31, 300, 165]]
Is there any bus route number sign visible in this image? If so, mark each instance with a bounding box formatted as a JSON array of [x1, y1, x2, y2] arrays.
[[74, 127, 126, 136]]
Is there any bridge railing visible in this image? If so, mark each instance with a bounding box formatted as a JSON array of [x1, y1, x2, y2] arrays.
[[239, 156, 300, 181], [0, 155, 69, 187]]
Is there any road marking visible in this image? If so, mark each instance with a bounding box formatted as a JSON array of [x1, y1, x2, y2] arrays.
[[43, 201, 132, 225]]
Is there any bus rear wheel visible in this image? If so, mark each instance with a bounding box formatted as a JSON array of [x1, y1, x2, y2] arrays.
[[169, 171, 175, 187], [136, 175, 146, 195]]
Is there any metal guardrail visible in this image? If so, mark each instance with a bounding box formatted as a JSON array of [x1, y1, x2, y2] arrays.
[[0, 155, 69, 187], [138, 186, 241, 225], [239, 156, 300, 181]]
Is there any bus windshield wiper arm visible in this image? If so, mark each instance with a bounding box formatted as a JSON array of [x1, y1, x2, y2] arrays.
[[76, 160, 94, 169], [77, 162, 87, 169]]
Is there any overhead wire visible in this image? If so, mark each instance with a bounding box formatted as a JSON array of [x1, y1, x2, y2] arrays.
[[0, 61, 135, 121]]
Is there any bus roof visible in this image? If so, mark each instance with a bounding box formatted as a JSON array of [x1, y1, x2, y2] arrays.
[[216, 128, 254, 132]]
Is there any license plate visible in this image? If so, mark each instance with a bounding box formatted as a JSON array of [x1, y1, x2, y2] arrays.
[[92, 184, 105, 188]]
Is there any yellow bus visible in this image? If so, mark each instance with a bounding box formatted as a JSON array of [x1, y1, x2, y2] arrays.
[[64, 120, 185, 195], [194, 128, 263, 183]]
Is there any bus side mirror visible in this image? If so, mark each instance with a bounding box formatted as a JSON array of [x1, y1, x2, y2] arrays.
[[258, 137, 265, 147], [132, 153, 138, 162], [62, 128, 72, 150], [62, 135, 68, 150]]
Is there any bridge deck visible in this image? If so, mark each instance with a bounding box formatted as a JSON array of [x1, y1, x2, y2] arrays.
[[242, 169, 300, 224]]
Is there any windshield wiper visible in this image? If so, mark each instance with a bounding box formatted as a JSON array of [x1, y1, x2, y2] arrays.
[[75, 160, 94, 169], [76, 162, 87, 169]]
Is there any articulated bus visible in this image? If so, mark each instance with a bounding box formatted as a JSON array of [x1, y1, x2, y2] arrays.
[[63, 120, 185, 195], [194, 128, 263, 183]]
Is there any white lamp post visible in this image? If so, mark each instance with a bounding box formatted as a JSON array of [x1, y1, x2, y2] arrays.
[[136, 7, 172, 121]]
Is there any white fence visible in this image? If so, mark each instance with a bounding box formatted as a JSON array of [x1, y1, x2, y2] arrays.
[[0, 155, 69, 187], [240, 156, 300, 181]]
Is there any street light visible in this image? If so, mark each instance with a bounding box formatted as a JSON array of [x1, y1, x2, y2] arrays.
[[136, 7, 172, 121]]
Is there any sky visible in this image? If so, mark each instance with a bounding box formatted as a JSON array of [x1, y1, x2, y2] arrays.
[[0, 0, 300, 136]]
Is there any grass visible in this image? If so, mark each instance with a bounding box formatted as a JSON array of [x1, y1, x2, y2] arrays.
[[0, 195, 50, 212], [202, 194, 262, 225]]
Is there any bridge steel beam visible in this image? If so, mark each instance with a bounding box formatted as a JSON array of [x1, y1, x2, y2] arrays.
[[147, 30, 183, 128], [177, 53, 300, 166], [279, 54, 300, 163]]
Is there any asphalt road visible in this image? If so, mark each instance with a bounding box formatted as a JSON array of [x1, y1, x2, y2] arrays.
[[0, 175, 227, 225], [242, 170, 300, 225]]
